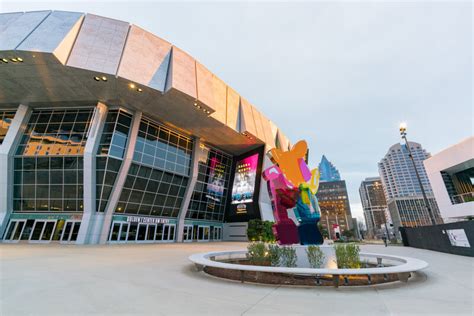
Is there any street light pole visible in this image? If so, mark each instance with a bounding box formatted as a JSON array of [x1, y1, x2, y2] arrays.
[[399, 123, 437, 226]]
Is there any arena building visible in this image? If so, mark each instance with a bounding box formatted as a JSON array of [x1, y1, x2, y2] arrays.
[[0, 10, 292, 244]]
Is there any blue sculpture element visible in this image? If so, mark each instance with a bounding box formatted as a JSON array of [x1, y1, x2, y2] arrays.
[[294, 184, 323, 245]]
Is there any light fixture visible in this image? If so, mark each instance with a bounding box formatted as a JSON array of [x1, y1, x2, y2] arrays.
[[197, 105, 201, 109], [93, 76, 100, 81], [10, 58, 17, 62], [137, 88, 143, 92], [194, 102, 198, 107], [1, 58, 8, 63], [101, 76, 107, 81], [129, 83, 136, 89], [17, 57, 23, 62]]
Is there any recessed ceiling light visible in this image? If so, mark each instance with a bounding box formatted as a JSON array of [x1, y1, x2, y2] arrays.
[[197, 105, 201, 109], [1, 58, 8, 63], [11, 58, 17, 62], [17, 57, 23, 62], [137, 88, 143, 92], [129, 83, 136, 89], [101, 76, 107, 81], [93, 76, 100, 81]]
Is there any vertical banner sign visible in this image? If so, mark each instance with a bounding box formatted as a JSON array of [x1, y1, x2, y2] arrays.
[[206, 157, 225, 202], [231, 153, 259, 213]]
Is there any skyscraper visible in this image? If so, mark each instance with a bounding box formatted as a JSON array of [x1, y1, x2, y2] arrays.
[[318, 155, 341, 182], [316, 156, 352, 239], [359, 177, 389, 238], [378, 142, 443, 236]]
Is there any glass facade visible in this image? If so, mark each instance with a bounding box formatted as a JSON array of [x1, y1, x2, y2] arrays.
[[115, 164, 188, 217], [96, 109, 133, 212], [13, 108, 94, 212], [0, 110, 16, 144], [16, 108, 93, 156], [133, 117, 192, 176], [186, 146, 232, 222], [114, 116, 193, 218]]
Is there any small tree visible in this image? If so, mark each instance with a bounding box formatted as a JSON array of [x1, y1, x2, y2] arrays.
[[342, 229, 354, 239], [334, 243, 360, 269], [267, 244, 281, 266], [318, 222, 329, 239], [247, 242, 268, 265], [306, 245, 325, 268], [280, 246, 297, 267]]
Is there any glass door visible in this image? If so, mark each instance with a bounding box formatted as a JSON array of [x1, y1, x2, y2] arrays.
[[3, 220, 26, 243], [146, 224, 156, 242], [60, 221, 81, 243], [29, 220, 56, 243], [198, 226, 210, 242], [136, 223, 147, 242], [109, 222, 121, 242], [213, 227, 222, 241], [183, 225, 193, 242], [161, 224, 176, 242]]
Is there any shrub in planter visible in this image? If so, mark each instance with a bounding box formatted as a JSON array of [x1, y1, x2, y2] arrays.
[[280, 246, 297, 267], [267, 244, 281, 266], [306, 245, 325, 268], [247, 242, 268, 265], [334, 243, 361, 269]]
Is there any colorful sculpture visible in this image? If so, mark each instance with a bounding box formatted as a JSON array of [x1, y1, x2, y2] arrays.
[[263, 140, 323, 245]]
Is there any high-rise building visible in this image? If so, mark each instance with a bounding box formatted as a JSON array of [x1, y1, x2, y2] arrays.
[[359, 177, 389, 238], [317, 180, 353, 239], [318, 155, 341, 182], [378, 142, 443, 236], [316, 155, 352, 239], [0, 11, 293, 245]]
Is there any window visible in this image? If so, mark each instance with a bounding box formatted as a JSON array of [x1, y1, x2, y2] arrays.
[[16, 109, 93, 156], [12, 108, 93, 212], [96, 110, 133, 212], [133, 117, 192, 176], [115, 163, 188, 218], [0, 110, 16, 144]]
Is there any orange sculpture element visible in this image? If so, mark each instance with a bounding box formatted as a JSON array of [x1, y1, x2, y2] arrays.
[[268, 140, 308, 186]]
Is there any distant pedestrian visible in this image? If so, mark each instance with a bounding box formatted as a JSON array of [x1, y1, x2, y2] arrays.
[[382, 235, 388, 247]]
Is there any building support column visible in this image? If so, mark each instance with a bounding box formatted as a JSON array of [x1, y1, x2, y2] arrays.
[[0, 105, 30, 239], [76, 103, 108, 245], [176, 137, 200, 242], [98, 111, 142, 244]]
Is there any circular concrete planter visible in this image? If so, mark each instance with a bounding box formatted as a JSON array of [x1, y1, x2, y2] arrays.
[[189, 250, 428, 287]]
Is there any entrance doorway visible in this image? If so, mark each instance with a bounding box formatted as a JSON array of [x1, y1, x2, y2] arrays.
[[3, 220, 26, 243], [29, 220, 56, 243], [3, 219, 82, 244], [108, 221, 176, 243], [60, 221, 81, 243], [197, 226, 210, 242], [183, 225, 193, 242]]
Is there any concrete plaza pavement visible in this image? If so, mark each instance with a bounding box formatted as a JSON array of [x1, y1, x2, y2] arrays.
[[1, 242, 473, 315]]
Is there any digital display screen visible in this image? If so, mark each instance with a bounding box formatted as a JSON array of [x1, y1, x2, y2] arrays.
[[231, 153, 259, 205], [206, 157, 225, 202]]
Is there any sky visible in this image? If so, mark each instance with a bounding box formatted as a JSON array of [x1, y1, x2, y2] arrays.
[[2, 1, 472, 224]]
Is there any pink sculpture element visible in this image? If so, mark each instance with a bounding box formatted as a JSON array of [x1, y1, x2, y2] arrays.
[[298, 158, 312, 182], [262, 165, 300, 245]]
